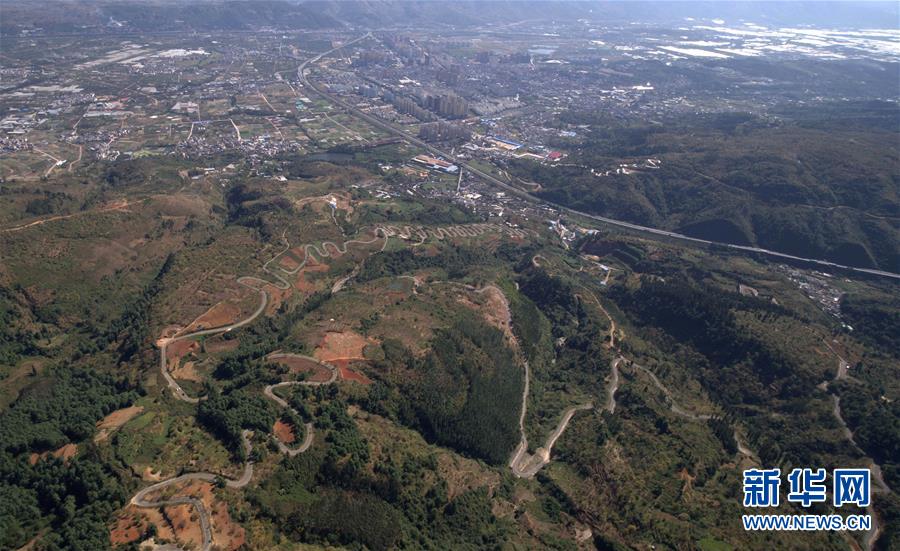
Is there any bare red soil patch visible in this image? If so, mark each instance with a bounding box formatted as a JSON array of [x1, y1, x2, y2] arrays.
[[303, 256, 330, 272], [293, 268, 321, 293], [273, 419, 297, 444], [269, 355, 332, 382], [55, 443, 78, 460], [182, 301, 242, 333], [29, 443, 78, 465], [333, 359, 373, 385], [264, 283, 292, 315], [182, 481, 245, 551], [166, 339, 199, 363], [210, 499, 245, 550], [340, 367, 372, 384], [288, 246, 308, 260], [164, 338, 200, 376], [110, 512, 147, 546], [117, 481, 245, 551], [110, 508, 174, 547], [314, 330, 375, 363], [279, 254, 301, 270], [95, 405, 144, 442], [163, 502, 204, 549]]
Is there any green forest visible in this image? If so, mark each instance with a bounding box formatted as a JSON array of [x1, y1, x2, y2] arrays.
[[0, 367, 137, 550], [510, 103, 900, 271], [410, 316, 523, 464], [249, 391, 512, 550], [365, 314, 524, 466]]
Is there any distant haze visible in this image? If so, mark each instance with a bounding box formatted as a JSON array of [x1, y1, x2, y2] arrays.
[[2, 1, 898, 35]]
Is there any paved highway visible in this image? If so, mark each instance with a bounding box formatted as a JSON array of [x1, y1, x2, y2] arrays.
[[130, 430, 254, 551], [301, 33, 900, 281], [263, 355, 339, 457]]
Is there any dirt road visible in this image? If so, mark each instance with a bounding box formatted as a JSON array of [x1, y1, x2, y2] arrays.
[[1, 200, 131, 234]]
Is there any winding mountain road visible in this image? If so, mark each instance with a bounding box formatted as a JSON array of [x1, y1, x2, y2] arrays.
[[819, 342, 891, 551], [137, 222, 527, 549], [263, 354, 339, 457], [130, 430, 254, 551], [633, 363, 713, 422], [508, 355, 619, 479], [158, 283, 268, 404], [134, 230, 389, 551], [510, 400, 594, 479], [298, 38, 899, 525], [508, 355, 532, 477]]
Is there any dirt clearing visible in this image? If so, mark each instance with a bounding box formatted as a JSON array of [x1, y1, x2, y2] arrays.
[[332, 359, 373, 385], [268, 355, 333, 382], [314, 330, 375, 363], [29, 443, 78, 465], [95, 405, 144, 443], [114, 481, 245, 551], [165, 339, 199, 363], [204, 338, 239, 354], [164, 339, 200, 376], [295, 191, 354, 214], [273, 420, 296, 444], [478, 286, 515, 346], [181, 301, 243, 333], [171, 360, 203, 383]]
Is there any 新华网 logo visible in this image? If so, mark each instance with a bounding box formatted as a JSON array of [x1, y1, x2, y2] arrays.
[[741, 468, 872, 531]]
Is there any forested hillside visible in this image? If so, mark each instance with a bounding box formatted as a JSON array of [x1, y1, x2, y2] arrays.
[[510, 103, 900, 271]]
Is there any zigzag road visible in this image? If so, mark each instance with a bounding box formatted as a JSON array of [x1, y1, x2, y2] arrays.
[[133, 222, 525, 550], [134, 229, 389, 551], [509, 255, 754, 479]]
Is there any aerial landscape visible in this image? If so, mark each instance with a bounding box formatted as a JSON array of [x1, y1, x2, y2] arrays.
[[0, 1, 898, 550]]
